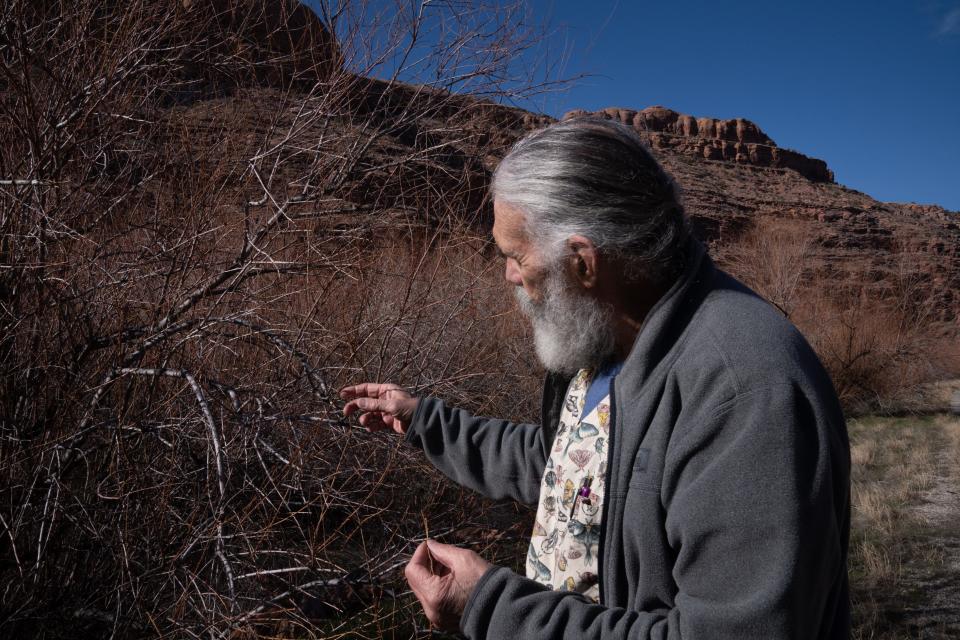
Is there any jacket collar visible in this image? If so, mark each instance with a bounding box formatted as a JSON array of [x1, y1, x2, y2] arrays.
[[540, 237, 714, 435], [614, 236, 712, 398]]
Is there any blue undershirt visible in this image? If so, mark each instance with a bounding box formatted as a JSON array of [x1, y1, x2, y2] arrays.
[[581, 360, 624, 418]]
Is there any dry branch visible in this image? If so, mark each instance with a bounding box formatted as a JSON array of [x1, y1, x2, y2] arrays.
[[0, 0, 556, 636]]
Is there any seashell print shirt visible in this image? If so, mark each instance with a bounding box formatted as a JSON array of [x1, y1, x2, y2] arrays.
[[526, 368, 611, 602]]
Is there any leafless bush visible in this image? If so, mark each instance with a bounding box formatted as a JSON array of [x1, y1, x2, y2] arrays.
[[721, 217, 815, 318], [795, 278, 957, 415], [0, 1, 553, 636], [721, 218, 959, 415]]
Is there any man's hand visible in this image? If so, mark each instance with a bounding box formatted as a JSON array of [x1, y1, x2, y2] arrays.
[[339, 383, 418, 435], [404, 540, 493, 632]]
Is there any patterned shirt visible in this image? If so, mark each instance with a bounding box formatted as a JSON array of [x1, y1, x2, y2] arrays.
[[526, 368, 611, 601]]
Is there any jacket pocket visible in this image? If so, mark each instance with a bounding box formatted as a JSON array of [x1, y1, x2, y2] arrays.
[[627, 447, 661, 491]]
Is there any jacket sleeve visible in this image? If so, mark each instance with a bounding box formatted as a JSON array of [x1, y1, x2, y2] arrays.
[[459, 382, 850, 640], [404, 395, 550, 505]]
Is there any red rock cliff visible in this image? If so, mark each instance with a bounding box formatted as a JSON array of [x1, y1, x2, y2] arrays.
[[562, 106, 834, 184]]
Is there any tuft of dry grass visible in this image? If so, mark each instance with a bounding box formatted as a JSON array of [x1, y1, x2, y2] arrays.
[[848, 414, 960, 639]]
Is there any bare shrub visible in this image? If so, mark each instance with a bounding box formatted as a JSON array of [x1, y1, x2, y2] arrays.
[[721, 218, 959, 414], [721, 216, 815, 318], [796, 287, 943, 413], [0, 1, 554, 636]]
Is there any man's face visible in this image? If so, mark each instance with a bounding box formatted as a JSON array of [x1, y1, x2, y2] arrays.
[[492, 199, 617, 374], [491, 199, 549, 302]]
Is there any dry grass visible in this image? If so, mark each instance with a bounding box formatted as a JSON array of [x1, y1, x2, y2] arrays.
[[848, 413, 960, 639]]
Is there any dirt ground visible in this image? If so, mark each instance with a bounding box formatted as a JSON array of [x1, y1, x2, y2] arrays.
[[849, 412, 960, 639]]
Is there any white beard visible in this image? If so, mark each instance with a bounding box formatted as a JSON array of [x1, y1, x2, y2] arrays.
[[514, 266, 618, 375]]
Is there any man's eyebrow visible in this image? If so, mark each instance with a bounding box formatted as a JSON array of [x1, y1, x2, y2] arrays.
[[490, 237, 517, 259]]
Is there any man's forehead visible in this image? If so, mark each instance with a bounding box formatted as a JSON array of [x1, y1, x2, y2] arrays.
[[492, 199, 526, 246]]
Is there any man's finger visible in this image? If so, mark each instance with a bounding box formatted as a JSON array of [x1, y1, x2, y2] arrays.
[[342, 399, 361, 417], [405, 541, 437, 584], [424, 540, 463, 566], [339, 383, 380, 400], [339, 382, 399, 400], [343, 397, 385, 417], [409, 541, 433, 569], [360, 412, 394, 432]]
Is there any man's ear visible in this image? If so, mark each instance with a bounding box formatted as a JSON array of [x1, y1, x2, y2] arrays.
[[566, 234, 598, 289]]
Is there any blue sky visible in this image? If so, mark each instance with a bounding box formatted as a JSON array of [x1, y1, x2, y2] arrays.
[[308, 1, 960, 210], [520, 1, 960, 210]]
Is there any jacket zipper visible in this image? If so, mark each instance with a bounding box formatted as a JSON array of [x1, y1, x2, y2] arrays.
[[597, 380, 616, 605]]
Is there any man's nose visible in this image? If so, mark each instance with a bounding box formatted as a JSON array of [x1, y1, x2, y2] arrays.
[[504, 260, 523, 286]]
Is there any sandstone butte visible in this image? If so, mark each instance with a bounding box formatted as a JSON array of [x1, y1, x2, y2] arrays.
[[175, 83, 957, 321], [154, 1, 959, 321]]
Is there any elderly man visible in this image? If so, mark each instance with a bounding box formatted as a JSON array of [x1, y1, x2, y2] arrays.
[[340, 117, 850, 639]]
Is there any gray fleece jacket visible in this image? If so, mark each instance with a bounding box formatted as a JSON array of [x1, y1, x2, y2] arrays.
[[404, 239, 851, 640]]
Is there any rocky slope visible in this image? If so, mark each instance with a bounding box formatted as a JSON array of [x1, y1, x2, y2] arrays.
[[168, 71, 959, 319], [566, 106, 958, 318]]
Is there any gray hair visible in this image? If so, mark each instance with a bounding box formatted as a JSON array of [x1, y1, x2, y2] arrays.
[[491, 116, 690, 286]]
